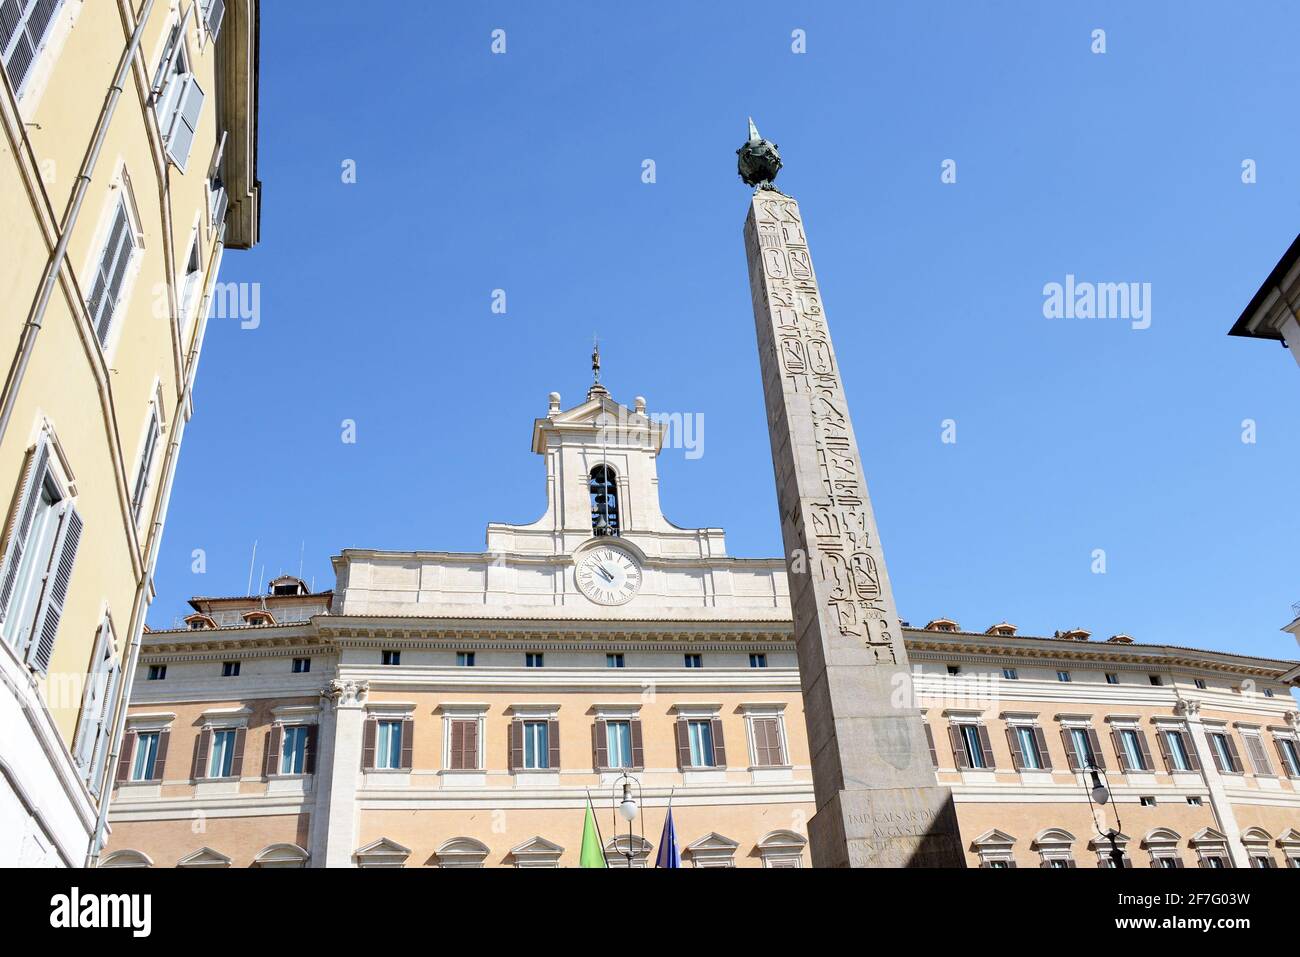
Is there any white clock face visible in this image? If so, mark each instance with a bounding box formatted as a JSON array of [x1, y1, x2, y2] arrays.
[[576, 546, 642, 606]]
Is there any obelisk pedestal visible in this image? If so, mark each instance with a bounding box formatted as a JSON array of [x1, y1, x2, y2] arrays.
[[738, 123, 964, 867]]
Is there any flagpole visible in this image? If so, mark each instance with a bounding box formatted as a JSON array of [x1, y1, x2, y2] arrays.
[[586, 789, 607, 865]]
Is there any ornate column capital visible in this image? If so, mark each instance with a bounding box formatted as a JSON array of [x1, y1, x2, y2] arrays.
[[1285, 710, 1299, 730], [323, 678, 369, 708], [1174, 697, 1202, 719]]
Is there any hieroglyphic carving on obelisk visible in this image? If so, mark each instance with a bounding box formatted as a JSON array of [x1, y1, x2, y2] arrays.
[[739, 120, 964, 867]]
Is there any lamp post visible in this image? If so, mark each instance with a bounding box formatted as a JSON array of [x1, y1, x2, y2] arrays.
[[1084, 763, 1126, 868], [610, 771, 643, 867]]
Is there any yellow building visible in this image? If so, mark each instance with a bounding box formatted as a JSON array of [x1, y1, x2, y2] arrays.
[[100, 386, 1300, 868], [0, 0, 259, 867]]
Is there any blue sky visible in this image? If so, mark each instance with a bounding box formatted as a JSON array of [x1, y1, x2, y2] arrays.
[[155, 0, 1300, 666]]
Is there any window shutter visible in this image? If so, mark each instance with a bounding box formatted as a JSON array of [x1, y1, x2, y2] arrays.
[[975, 724, 996, 769], [73, 630, 107, 773], [1085, 729, 1106, 770], [1134, 730, 1155, 772], [27, 503, 82, 674], [1060, 728, 1080, 770], [0, 440, 50, 622], [592, 719, 608, 771], [151, 23, 182, 97], [202, 0, 225, 40], [116, 730, 136, 785], [449, 719, 464, 770], [1031, 726, 1052, 770], [88, 656, 119, 794], [948, 725, 970, 770], [710, 716, 727, 768], [1, 0, 63, 93], [1275, 739, 1298, 778], [674, 719, 691, 770], [400, 717, 414, 769], [193, 728, 211, 779], [1111, 730, 1131, 772], [924, 723, 938, 768], [305, 724, 318, 774], [152, 728, 170, 781], [130, 411, 159, 523], [361, 718, 376, 770], [1006, 727, 1025, 771], [630, 718, 644, 769], [165, 76, 205, 168], [1180, 731, 1200, 771], [264, 725, 281, 777], [547, 718, 560, 770], [1156, 728, 1173, 772], [230, 727, 246, 776], [508, 719, 523, 772], [1224, 734, 1243, 774], [462, 719, 477, 770], [1244, 735, 1272, 776]]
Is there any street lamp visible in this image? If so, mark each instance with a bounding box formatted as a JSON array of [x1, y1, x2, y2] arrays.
[[610, 772, 643, 867], [1083, 762, 1126, 868]]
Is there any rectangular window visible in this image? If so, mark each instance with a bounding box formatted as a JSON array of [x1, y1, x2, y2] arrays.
[[606, 653, 624, 668], [382, 650, 400, 666], [750, 653, 768, 669], [208, 728, 237, 777], [129, 408, 160, 526], [0, 0, 65, 95], [1241, 734, 1273, 776], [152, 24, 206, 169], [1251, 856, 1275, 869], [280, 725, 308, 774], [292, 657, 310, 673], [1057, 671, 1071, 683], [1278, 738, 1300, 777], [751, 716, 786, 767], [147, 664, 166, 680], [686, 719, 715, 767], [456, 652, 474, 667], [1070, 728, 1097, 769], [1014, 726, 1041, 770], [1194, 678, 1207, 690], [1105, 673, 1119, 684], [1187, 796, 1202, 806], [1149, 675, 1162, 686], [946, 665, 960, 676], [448, 718, 479, 770], [221, 660, 239, 677], [684, 653, 702, 669], [1264, 688, 1275, 698], [960, 724, 987, 769], [1002, 667, 1018, 680], [198, 0, 225, 40], [73, 620, 120, 792], [1119, 729, 1146, 771], [87, 198, 137, 346], [522, 720, 549, 769], [375, 719, 403, 770], [606, 720, 632, 769], [525, 652, 544, 668], [1208, 732, 1239, 773], [1164, 730, 1192, 771], [131, 731, 160, 781], [1140, 796, 1157, 807]]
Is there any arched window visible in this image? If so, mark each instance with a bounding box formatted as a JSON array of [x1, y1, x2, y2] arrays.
[[589, 465, 620, 537]]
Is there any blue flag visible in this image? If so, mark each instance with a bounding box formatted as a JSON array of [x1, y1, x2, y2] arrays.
[[655, 806, 681, 868]]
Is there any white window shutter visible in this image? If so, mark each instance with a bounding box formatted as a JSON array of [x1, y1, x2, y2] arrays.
[[203, 0, 224, 42], [26, 502, 81, 674], [131, 411, 160, 523], [0, 439, 50, 624], [88, 201, 131, 344], [165, 75, 204, 169], [73, 621, 113, 777]]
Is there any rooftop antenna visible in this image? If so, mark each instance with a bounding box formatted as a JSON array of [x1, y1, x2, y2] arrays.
[[246, 540, 258, 596], [298, 540, 305, 579]]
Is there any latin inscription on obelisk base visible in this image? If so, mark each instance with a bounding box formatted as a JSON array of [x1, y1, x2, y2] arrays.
[[739, 124, 964, 867]]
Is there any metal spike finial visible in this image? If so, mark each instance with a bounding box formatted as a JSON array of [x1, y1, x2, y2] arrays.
[[747, 116, 760, 142], [736, 117, 782, 190]]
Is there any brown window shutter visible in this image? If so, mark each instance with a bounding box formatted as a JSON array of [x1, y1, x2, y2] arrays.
[[592, 719, 608, 771], [193, 728, 212, 779], [1181, 731, 1201, 771], [400, 717, 414, 769], [264, 725, 282, 777], [230, 727, 247, 777], [630, 718, 644, 769], [675, 719, 691, 770], [756, 717, 785, 766], [1060, 728, 1080, 770], [1155, 727, 1173, 772], [1005, 727, 1025, 771], [1224, 734, 1243, 773], [361, 718, 376, 770], [305, 725, 318, 774], [1085, 729, 1106, 770], [924, 723, 938, 768], [1134, 730, 1154, 772], [547, 718, 561, 770], [948, 725, 970, 769], [463, 719, 478, 770], [153, 729, 170, 781], [1111, 730, 1130, 772], [450, 719, 464, 770], [509, 719, 523, 771], [710, 716, 727, 768], [1031, 726, 1052, 770], [976, 724, 996, 769], [1275, 738, 1296, 778], [116, 730, 136, 784]]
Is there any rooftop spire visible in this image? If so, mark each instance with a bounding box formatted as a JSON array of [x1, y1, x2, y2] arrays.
[[587, 336, 608, 400]]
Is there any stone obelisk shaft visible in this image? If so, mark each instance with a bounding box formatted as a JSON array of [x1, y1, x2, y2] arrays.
[[744, 192, 964, 867]]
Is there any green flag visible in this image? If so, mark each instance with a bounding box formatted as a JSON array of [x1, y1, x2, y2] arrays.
[[579, 795, 607, 868]]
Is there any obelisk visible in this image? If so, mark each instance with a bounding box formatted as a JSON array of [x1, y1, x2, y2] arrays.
[[739, 120, 964, 867]]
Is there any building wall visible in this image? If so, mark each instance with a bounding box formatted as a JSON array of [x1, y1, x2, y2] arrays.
[[0, 0, 257, 867]]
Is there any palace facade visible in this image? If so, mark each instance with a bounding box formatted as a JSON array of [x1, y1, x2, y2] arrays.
[[100, 385, 1300, 867], [0, 0, 260, 867]]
